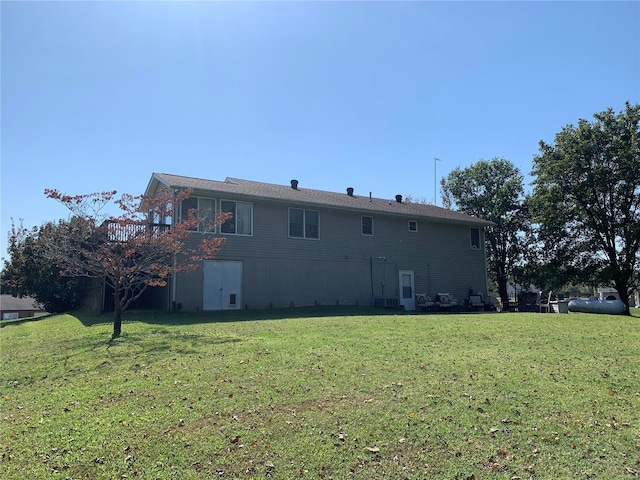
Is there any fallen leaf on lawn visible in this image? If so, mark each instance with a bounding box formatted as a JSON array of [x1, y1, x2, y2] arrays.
[[365, 446, 380, 452]]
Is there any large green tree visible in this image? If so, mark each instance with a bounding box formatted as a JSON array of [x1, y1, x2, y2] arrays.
[[529, 102, 640, 315], [1, 219, 85, 312], [441, 158, 529, 308]]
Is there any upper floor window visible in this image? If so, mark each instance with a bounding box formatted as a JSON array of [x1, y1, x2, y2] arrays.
[[181, 197, 216, 232], [470, 227, 481, 250], [361, 216, 373, 236], [151, 203, 173, 226], [408, 220, 418, 232], [220, 200, 253, 235], [289, 208, 319, 239]]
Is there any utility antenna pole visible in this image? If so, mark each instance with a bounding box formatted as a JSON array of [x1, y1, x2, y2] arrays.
[[434, 158, 441, 205]]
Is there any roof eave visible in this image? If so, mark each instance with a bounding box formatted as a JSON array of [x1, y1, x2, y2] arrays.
[[149, 173, 495, 227], [144, 172, 174, 196]]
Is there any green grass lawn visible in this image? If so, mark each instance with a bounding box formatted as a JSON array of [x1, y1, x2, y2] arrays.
[[1, 307, 639, 479]]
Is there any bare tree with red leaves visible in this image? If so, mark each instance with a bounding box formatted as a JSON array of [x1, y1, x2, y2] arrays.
[[44, 187, 229, 337]]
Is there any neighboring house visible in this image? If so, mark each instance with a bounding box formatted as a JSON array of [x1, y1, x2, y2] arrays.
[[597, 287, 621, 301], [0, 295, 47, 320], [143, 173, 493, 312], [598, 287, 638, 307]]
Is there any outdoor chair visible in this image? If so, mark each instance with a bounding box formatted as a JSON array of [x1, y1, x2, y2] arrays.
[[539, 291, 553, 313], [436, 293, 457, 309], [415, 293, 436, 312], [469, 294, 485, 311]]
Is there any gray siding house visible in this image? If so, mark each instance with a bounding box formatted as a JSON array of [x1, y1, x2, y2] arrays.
[[144, 173, 492, 312]]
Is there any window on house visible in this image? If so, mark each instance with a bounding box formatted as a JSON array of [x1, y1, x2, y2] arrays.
[[181, 197, 216, 232], [220, 200, 253, 235], [289, 208, 319, 239], [408, 220, 418, 232], [289, 208, 304, 238], [470, 227, 481, 249], [163, 202, 173, 225], [199, 199, 216, 232], [151, 201, 173, 226], [362, 216, 373, 236], [305, 210, 319, 239], [181, 197, 198, 231]]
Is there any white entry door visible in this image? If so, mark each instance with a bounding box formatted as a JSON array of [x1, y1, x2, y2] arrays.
[[203, 261, 242, 310], [399, 270, 415, 311]]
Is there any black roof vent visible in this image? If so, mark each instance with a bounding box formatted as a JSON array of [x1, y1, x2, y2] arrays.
[[347, 187, 354, 196], [291, 179, 299, 190], [395, 194, 403, 203]]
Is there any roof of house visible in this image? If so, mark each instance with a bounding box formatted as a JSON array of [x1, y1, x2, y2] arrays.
[[0, 295, 45, 312], [147, 173, 493, 227]]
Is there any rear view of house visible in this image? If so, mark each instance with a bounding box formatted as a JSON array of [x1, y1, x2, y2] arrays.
[[144, 173, 492, 311]]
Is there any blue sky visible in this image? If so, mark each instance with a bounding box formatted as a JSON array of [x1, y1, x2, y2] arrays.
[[2, 1, 639, 259]]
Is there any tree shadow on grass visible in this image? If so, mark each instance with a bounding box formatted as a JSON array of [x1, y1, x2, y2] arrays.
[[105, 329, 243, 357], [73, 305, 411, 328]]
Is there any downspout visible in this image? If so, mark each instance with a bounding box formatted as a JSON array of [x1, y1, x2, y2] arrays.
[[170, 190, 178, 312], [171, 256, 177, 312], [482, 227, 490, 298], [370, 256, 374, 304]]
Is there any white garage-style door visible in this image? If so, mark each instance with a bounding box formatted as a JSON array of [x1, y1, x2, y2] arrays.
[[203, 260, 243, 310]]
